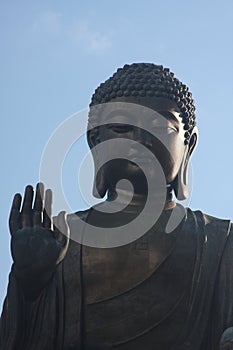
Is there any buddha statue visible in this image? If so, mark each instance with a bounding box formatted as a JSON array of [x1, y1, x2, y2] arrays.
[[1, 63, 233, 350]]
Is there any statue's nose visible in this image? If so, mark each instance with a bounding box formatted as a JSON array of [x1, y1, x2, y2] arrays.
[[132, 127, 152, 148]]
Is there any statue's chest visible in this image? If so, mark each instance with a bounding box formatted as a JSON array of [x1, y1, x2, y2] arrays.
[[81, 229, 196, 349], [82, 228, 194, 304], [63, 218, 197, 349]]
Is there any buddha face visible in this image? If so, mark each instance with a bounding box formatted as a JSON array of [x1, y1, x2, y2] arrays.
[[89, 97, 197, 196]]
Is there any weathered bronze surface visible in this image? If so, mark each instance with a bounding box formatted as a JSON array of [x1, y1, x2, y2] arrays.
[[1, 63, 232, 350]]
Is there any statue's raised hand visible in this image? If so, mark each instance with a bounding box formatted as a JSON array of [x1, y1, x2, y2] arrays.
[[9, 183, 69, 297]]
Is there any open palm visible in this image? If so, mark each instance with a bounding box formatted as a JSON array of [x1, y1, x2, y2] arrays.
[[9, 183, 69, 284]]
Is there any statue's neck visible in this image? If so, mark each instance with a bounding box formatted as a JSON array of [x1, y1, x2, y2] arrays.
[[107, 185, 175, 211]]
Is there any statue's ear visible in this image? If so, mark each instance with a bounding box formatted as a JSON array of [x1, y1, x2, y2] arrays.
[[173, 127, 198, 200], [87, 128, 108, 199], [93, 163, 108, 198], [87, 128, 99, 149]]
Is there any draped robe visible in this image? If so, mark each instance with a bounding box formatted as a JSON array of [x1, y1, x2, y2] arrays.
[[1, 207, 233, 350]]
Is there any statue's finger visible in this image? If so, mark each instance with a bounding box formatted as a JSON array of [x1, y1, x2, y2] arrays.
[[33, 183, 45, 211], [9, 193, 22, 234], [32, 183, 45, 226], [54, 211, 70, 245], [21, 185, 33, 227], [43, 189, 53, 229], [21, 185, 33, 211]]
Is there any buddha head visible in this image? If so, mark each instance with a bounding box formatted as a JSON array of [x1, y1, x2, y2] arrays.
[[87, 63, 198, 203]]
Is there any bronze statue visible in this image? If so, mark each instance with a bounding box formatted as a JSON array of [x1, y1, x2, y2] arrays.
[[1, 63, 232, 350]]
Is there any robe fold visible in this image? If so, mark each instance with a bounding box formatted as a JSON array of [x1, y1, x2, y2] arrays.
[[1, 208, 233, 350]]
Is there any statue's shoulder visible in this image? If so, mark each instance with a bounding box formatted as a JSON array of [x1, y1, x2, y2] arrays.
[[63, 209, 92, 249], [67, 208, 91, 223], [202, 212, 231, 226], [187, 208, 232, 242]]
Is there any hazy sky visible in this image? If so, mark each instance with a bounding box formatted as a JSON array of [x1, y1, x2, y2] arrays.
[[1, 0, 233, 309]]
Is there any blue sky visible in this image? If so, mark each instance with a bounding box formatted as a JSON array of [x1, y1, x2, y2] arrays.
[[0, 0, 233, 309]]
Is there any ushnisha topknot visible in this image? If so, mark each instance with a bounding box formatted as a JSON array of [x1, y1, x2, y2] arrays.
[[90, 63, 196, 145]]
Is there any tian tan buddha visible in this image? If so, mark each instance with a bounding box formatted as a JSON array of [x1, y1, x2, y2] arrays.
[[1, 63, 233, 350]]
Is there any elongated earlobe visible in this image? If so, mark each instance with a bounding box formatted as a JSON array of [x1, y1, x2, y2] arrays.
[[173, 130, 198, 200], [93, 163, 108, 198], [173, 158, 189, 200], [87, 128, 108, 198]]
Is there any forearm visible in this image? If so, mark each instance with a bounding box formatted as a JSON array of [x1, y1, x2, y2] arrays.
[[12, 262, 57, 301], [0, 266, 62, 350]]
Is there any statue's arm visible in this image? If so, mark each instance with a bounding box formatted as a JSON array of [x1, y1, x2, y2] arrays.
[[215, 223, 233, 350], [0, 265, 63, 350], [0, 183, 69, 350]]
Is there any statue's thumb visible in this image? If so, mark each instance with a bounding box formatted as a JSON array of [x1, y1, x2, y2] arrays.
[[54, 211, 70, 246]]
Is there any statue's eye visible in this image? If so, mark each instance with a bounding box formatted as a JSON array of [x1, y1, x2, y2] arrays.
[[152, 126, 178, 135], [107, 124, 133, 133]]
